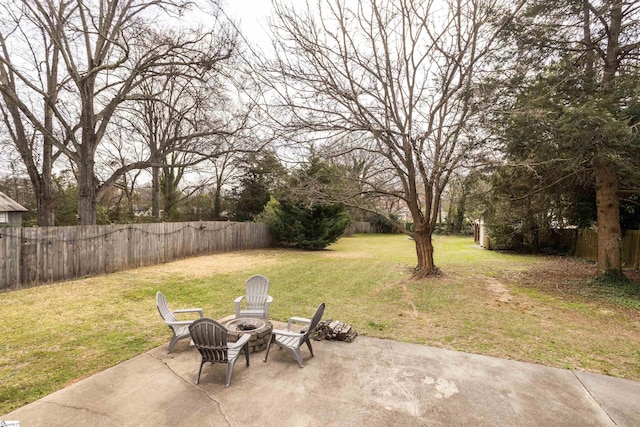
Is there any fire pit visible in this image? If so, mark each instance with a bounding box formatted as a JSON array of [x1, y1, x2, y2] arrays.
[[224, 318, 273, 353]]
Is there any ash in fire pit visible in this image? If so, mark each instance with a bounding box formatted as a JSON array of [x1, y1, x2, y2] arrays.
[[225, 318, 265, 332]]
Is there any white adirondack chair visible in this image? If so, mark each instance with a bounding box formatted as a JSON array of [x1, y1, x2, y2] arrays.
[[263, 302, 325, 368], [234, 274, 273, 319], [156, 291, 203, 353]]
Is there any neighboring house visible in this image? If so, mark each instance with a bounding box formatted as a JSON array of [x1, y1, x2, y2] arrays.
[[0, 191, 27, 227]]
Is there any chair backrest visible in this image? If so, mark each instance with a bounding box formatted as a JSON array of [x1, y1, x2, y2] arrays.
[[303, 303, 326, 339], [189, 318, 230, 363], [244, 274, 270, 310], [156, 291, 177, 324]]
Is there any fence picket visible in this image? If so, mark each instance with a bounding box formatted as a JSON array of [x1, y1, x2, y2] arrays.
[[622, 230, 640, 269]]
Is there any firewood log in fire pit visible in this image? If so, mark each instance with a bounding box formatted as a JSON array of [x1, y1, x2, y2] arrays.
[[312, 319, 357, 342]]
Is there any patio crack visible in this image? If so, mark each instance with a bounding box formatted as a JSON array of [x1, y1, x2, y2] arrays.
[[37, 400, 121, 424], [571, 371, 616, 426], [146, 351, 231, 426]]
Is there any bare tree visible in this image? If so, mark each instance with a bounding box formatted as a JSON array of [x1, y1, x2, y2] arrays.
[[0, 0, 239, 224], [263, 0, 524, 278], [0, 1, 67, 225], [115, 60, 232, 218], [209, 145, 243, 219]]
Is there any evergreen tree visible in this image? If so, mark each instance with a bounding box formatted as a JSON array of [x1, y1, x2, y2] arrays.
[[488, 1, 640, 276], [229, 153, 285, 221], [262, 155, 351, 250], [262, 198, 351, 250]]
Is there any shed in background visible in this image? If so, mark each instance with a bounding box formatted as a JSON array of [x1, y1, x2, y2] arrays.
[[0, 191, 27, 227]]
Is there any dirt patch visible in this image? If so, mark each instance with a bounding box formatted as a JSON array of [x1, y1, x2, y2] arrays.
[[485, 278, 514, 303], [484, 276, 537, 312], [400, 282, 420, 318], [131, 250, 279, 278]]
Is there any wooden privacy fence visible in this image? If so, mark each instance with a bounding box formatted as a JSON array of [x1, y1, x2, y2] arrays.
[[0, 221, 273, 291], [343, 221, 376, 236], [623, 230, 640, 269], [574, 229, 598, 260], [474, 224, 640, 269], [573, 229, 640, 269]]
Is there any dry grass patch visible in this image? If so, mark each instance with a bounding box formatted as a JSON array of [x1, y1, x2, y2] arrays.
[[132, 250, 281, 277]]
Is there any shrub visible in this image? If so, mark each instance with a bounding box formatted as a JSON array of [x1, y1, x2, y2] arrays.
[[262, 198, 351, 250]]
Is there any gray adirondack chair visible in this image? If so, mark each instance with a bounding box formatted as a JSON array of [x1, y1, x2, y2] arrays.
[[234, 274, 273, 319], [188, 318, 250, 386], [263, 302, 325, 367], [156, 291, 203, 353]]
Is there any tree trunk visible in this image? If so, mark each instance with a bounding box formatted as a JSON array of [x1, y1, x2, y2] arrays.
[[161, 167, 179, 220], [39, 132, 55, 226], [152, 165, 160, 218], [77, 71, 98, 225], [591, 1, 623, 279], [593, 155, 622, 278], [37, 184, 55, 226], [77, 146, 97, 225], [0, 97, 57, 226], [411, 225, 437, 279], [213, 181, 223, 219]]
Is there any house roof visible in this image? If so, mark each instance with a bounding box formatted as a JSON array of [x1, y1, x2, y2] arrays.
[[0, 191, 27, 212]]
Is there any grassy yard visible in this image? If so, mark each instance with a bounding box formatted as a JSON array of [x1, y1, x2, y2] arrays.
[[1, 234, 639, 414]]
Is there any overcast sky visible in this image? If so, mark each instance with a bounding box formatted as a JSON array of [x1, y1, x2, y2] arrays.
[[222, 0, 275, 48]]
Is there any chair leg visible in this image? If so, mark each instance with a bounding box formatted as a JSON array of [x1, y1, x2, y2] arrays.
[[292, 348, 304, 368], [225, 360, 236, 387], [196, 359, 205, 384], [305, 337, 314, 357], [225, 344, 250, 387], [263, 334, 274, 362], [168, 334, 179, 353]]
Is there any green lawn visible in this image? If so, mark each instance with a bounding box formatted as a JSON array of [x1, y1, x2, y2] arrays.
[[1, 234, 639, 414]]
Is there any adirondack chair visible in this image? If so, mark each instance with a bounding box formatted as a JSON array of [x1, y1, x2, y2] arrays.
[[156, 291, 203, 353], [234, 274, 273, 319], [188, 318, 250, 386], [263, 302, 325, 368]]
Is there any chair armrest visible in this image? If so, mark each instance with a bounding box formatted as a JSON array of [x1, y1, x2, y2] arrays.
[[287, 316, 311, 329], [262, 296, 274, 319], [272, 328, 305, 338], [234, 296, 246, 318], [173, 308, 204, 317], [165, 320, 194, 326], [228, 333, 251, 349]]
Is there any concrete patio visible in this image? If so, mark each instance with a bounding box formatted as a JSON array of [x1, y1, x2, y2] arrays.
[[3, 327, 640, 426]]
